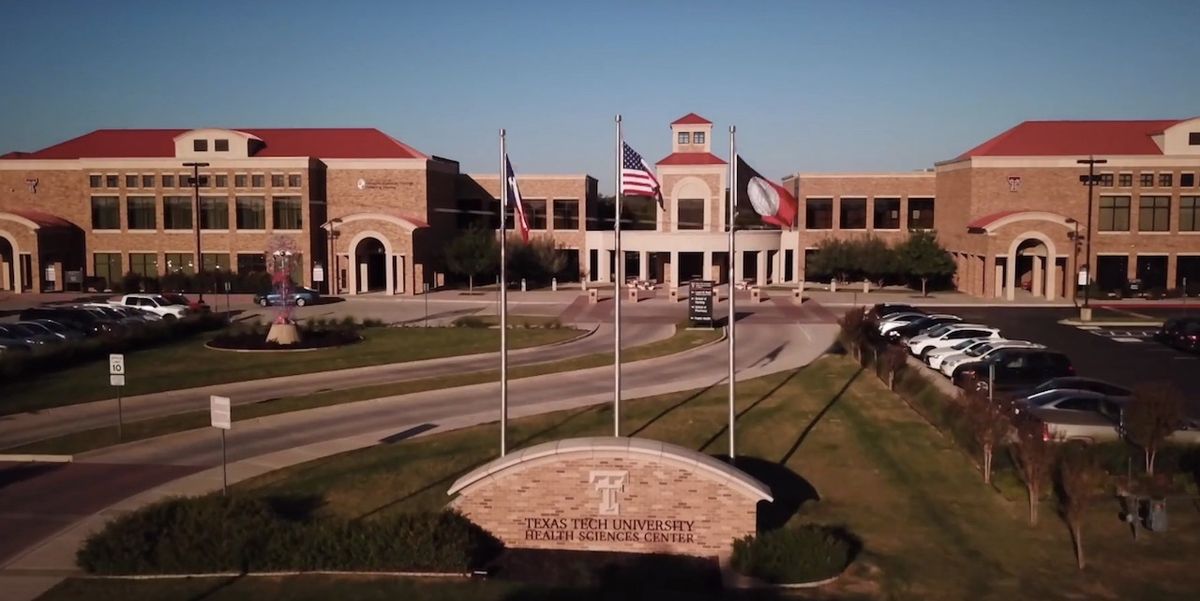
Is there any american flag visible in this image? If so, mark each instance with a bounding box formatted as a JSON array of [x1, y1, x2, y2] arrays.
[[505, 155, 530, 243], [621, 142, 661, 204]]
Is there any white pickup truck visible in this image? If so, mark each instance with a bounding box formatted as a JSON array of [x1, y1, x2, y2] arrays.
[[110, 294, 190, 319]]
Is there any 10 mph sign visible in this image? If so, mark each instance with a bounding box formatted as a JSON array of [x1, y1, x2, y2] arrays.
[[109, 353, 125, 387]]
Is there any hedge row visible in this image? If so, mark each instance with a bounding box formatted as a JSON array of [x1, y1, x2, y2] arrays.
[[730, 525, 858, 584], [77, 495, 501, 574]]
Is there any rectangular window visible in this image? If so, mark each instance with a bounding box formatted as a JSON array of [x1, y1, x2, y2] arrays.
[[193, 139, 208, 152], [126, 196, 156, 230], [164, 252, 194, 275], [215, 174, 228, 188], [89, 174, 102, 188], [678, 199, 705, 230], [215, 139, 229, 152], [236, 196, 266, 230], [271, 196, 303, 230], [524, 199, 547, 230], [236, 253, 266, 274], [908, 197, 935, 229], [288, 174, 302, 188], [1118, 173, 1133, 187], [203, 253, 231, 273], [873, 198, 901, 229], [162, 174, 175, 188], [90, 196, 120, 230], [125, 174, 138, 188], [1180, 197, 1200, 232], [806, 198, 833, 229], [1159, 173, 1174, 187], [839, 198, 867, 229], [163, 196, 192, 230], [271, 174, 285, 188], [1138, 196, 1170, 232], [1140, 173, 1154, 187], [105, 174, 119, 188], [553, 199, 579, 229], [141, 174, 155, 188], [1099, 196, 1130, 231], [177, 174, 190, 187], [677, 132, 690, 145], [129, 253, 158, 277], [252, 174, 265, 188], [200, 196, 228, 229], [1183, 173, 1196, 187], [1099, 173, 1114, 187], [1191, 132, 1200, 145], [184, 174, 208, 188], [93, 253, 122, 286], [693, 132, 705, 145], [235, 174, 247, 188]]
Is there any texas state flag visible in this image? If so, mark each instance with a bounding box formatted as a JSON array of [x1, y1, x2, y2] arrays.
[[736, 156, 797, 229]]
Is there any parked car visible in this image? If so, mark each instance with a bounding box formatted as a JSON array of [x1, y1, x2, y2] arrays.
[[0, 323, 59, 346], [907, 324, 1002, 359], [938, 340, 1045, 378], [19, 307, 115, 336], [867, 303, 925, 320], [1022, 377, 1133, 405], [1013, 389, 1122, 415], [953, 348, 1074, 395], [27, 318, 88, 341], [110, 294, 190, 319], [161, 293, 210, 313], [926, 338, 994, 370], [254, 286, 321, 307], [17, 320, 82, 342], [1029, 397, 1124, 444], [874, 312, 929, 337], [1155, 317, 1200, 352], [884, 314, 963, 343]]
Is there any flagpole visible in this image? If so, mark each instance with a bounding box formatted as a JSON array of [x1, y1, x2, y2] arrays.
[[614, 114, 623, 437], [499, 128, 509, 457], [727, 125, 737, 461]]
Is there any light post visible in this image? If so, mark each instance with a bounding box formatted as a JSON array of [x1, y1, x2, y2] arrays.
[[1065, 217, 1080, 306], [183, 161, 210, 302], [322, 218, 343, 295], [1077, 157, 1107, 319]]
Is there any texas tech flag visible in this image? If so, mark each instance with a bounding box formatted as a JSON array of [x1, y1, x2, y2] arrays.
[[736, 156, 797, 229]]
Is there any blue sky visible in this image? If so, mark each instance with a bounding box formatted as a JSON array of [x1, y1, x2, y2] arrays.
[[2, 0, 1198, 192]]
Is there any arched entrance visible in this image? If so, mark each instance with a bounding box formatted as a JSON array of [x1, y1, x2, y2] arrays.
[[1005, 232, 1060, 301], [0, 234, 14, 292], [354, 236, 387, 293]]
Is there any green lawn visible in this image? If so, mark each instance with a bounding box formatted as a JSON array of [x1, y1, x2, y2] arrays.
[[38, 355, 1200, 600], [0, 326, 580, 415]]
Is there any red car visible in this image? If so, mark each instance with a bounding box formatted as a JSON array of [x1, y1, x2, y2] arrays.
[[161, 293, 210, 313]]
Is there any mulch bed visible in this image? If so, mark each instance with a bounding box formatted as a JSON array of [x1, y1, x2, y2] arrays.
[[487, 548, 722, 592]]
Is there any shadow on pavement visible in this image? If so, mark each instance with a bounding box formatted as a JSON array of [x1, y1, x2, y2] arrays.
[[0, 462, 66, 491]]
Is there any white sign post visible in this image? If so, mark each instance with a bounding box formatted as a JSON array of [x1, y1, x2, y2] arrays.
[[210, 395, 231, 495], [109, 354, 125, 440]]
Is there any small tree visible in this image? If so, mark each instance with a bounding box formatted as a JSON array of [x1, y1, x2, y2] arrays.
[[1009, 414, 1058, 525], [444, 226, 498, 293], [1057, 446, 1107, 570], [838, 308, 867, 361], [881, 345, 907, 390], [859, 236, 898, 285], [962, 389, 1012, 484], [895, 230, 955, 296], [1124, 382, 1186, 476], [808, 238, 856, 283]]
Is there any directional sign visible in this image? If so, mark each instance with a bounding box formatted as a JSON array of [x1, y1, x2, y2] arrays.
[[688, 280, 715, 327], [109, 374, 126, 387], [210, 395, 231, 430], [109, 354, 125, 376]]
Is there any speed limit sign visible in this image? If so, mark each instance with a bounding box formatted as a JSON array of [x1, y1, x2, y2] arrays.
[[109, 354, 125, 375]]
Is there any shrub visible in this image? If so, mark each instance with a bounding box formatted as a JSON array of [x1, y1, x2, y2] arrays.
[[77, 495, 500, 574], [730, 525, 857, 584], [455, 316, 489, 329]]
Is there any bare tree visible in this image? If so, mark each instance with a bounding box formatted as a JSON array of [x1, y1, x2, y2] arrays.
[[962, 389, 1012, 484], [1124, 382, 1186, 476], [838, 308, 867, 362], [1010, 414, 1058, 525], [881, 345, 907, 390], [1057, 446, 1107, 569]]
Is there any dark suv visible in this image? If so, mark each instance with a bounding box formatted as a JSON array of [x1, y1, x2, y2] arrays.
[[953, 348, 1074, 395], [1155, 317, 1200, 352]]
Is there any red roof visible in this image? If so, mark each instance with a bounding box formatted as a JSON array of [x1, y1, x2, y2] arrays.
[[671, 113, 712, 125], [5, 209, 77, 229], [956, 120, 1180, 160], [656, 152, 727, 166], [1, 128, 427, 160], [966, 210, 1022, 230]]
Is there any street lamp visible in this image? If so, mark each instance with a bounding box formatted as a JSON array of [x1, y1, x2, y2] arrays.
[[322, 218, 343, 295], [1065, 217, 1081, 306], [183, 161, 210, 302], [1077, 156, 1107, 316]]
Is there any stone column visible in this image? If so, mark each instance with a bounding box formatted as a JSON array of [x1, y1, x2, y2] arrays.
[[1048, 261, 1060, 301], [1032, 256, 1044, 297], [771, 250, 782, 284], [599, 249, 611, 283], [639, 251, 649, 281], [994, 263, 1004, 299], [0, 260, 9, 291], [385, 254, 396, 296], [703, 251, 713, 282], [756, 251, 767, 287], [734, 251, 744, 282], [670, 251, 679, 286], [1005, 251, 1016, 301]]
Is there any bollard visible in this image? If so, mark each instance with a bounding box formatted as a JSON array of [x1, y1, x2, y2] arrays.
[[588, 288, 599, 304], [551, 277, 558, 292], [830, 280, 837, 293], [668, 287, 680, 303], [521, 278, 527, 292], [862, 280, 870, 293], [793, 287, 803, 302]]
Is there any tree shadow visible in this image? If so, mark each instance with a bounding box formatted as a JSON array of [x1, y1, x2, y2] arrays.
[[629, 383, 717, 437], [715, 311, 753, 328], [697, 368, 805, 453], [778, 366, 863, 466], [733, 456, 821, 531], [265, 493, 326, 522], [379, 423, 438, 444], [0, 462, 64, 491]]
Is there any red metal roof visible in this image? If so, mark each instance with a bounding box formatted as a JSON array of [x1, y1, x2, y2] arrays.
[[4, 209, 77, 229], [671, 113, 712, 125], [656, 152, 727, 166], [966, 210, 1022, 230], [955, 120, 1180, 160], [1, 128, 427, 160]]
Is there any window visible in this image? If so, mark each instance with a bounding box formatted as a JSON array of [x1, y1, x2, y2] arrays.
[[235, 174, 247, 188], [236, 253, 266, 274], [93, 253, 122, 286], [678, 199, 705, 230], [252, 174, 265, 187], [908, 198, 935, 229], [288, 174, 302, 188], [200, 196, 228, 229], [553, 199, 579, 229], [806, 198, 833, 229], [184, 174, 208, 188], [129, 253, 158, 277], [215, 174, 228, 188], [162, 174, 175, 188], [1159, 173, 1174, 187], [839, 198, 867, 229], [141, 174, 155, 188], [193, 139, 208, 152], [236, 196, 266, 230], [1098, 196, 1130, 231], [677, 132, 690, 145], [524, 199, 547, 230], [1183, 173, 1196, 187], [91, 196, 120, 229], [1191, 132, 1200, 146], [215, 139, 229, 152], [1099, 173, 1114, 187], [1140, 173, 1154, 187], [873, 198, 901, 229], [105, 174, 119, 188], [164, 252, 193, 275], [1180, 197, 1200, 232], [178, 174, 190, 187], [271, 174, 285, 187], [163, 196, 192, 230], [272, 196, 303, 230], [125, 174, 138, 188], [1118, 173, 1133, 187], [693, 131, 705, 145], [89, 174, 102, 188], [126, 196, 156, 230], [203, 253, 231, 273], [1139, 196, 1170, 232]]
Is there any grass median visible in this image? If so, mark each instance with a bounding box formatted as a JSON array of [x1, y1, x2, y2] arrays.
[[8, 323, 721, 455]]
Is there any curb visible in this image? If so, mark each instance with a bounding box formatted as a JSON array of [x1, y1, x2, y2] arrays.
[[0, 454, 73, 463], [82, 570, 470, 580]]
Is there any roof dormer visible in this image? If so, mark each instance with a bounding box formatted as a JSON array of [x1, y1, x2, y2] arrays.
[[173, 128, 263, 159], [1157, 117, 1200, 155], [670, 113, 713, 154]]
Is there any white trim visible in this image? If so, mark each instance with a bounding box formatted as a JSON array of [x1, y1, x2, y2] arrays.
[[784, 172, 934, 179], [0, 213, 42, 231], [337, 212, 426, 233], [975, 210, 1073, 233], [323, 158, 429, 170]]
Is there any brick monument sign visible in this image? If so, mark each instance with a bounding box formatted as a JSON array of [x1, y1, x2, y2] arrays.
[[447, 437, 774, 557]]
